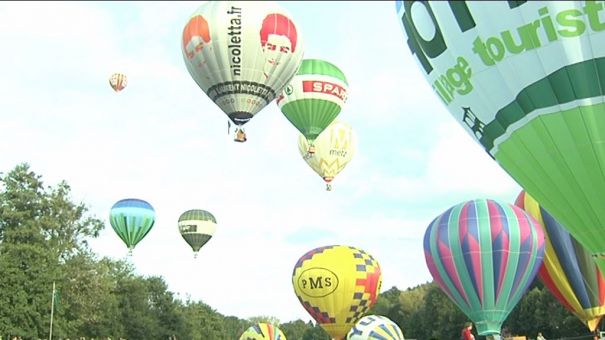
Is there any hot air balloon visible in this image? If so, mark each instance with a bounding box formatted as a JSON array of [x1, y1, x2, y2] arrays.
[[239, 322, 286, 340], [347, 315, 405, 340], [109, 72, 127, 93], [109, 198, 155, 254], [181, 1, 304, 142], [516, 191, 605, 332], [277, 59, 349, 154], [178, 209, 216, 258], [423, 199, 545, 337], [292, 245, 382, 340], [395, 1, 605, 273], [298, 119, 356, 191]]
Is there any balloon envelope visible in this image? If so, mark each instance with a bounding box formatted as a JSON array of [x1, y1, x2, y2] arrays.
[[109, 198, 155, 253], [292, 245, 382, 339], [181, 1, 304, 136], [239, 322, 286, 340], [109, 73, 127, 92], [178, 209, 217, 258], [278, 58, 348, 143], [347, 315, 404, 340], [298, 119, 356, 190], [516, 191, 605, 332], [395, 1, 605, 272], [423, 199, 545, 336]]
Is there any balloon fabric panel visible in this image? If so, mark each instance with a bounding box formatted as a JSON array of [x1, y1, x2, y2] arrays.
[[516, 191, 605, 331]]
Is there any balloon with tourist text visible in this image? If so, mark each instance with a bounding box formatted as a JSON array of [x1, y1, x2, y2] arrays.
[[182, 0, 304, 142], [423, 199, 545, 336], [395, 1, 605, 273]]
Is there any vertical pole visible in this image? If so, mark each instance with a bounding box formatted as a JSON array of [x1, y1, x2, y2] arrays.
[[48, 281, 55, 340]]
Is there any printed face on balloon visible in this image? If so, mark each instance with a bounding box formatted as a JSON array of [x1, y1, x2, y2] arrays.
[[183, 15, 212, 70], [260, 13, 298, 80]]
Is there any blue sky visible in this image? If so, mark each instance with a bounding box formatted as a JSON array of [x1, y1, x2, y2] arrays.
[[0, 1, 521, 322]]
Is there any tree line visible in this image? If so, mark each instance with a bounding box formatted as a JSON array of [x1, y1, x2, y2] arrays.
[[0, 164, 598, 339]]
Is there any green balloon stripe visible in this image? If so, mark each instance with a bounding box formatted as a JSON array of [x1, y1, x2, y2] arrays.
[[178, 209, 216, 223], [494, 208, 521, 310], [297, 59, 348, 84], [476, 203, 495, 312], [281, 99, 341, 140], [182, 233, 212, 252], [481, 57, 605, 152], [495, 102, 605, 273], [110, 212, 154, 250]]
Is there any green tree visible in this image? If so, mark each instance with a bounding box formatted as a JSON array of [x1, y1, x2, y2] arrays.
[[52, 253, 123, 338], [181, 300, 228, 340], [223, 315, 250, 339], [146, 276, 186, 339], [0, 163, 103, 338], [248, 315, 281, 327], [302, 322, 330, 340], [410, 282, 467, 340], [280, 319, 311, 339]]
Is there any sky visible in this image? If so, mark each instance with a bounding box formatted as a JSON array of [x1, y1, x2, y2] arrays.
[[0, 1, 522, 323]]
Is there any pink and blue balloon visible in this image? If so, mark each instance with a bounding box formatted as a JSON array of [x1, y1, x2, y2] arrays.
[[423, 199, 545, 336]]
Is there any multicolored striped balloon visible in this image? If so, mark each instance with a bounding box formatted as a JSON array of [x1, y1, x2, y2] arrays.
[[109, 198, 155, 254], [178, 209, 217, 258], [347, 315, 405, 340], [239, 322, 286, 340], [292, 245, 382, 339], [109, 72, 127, 93], [277, 59, 348, 152], [516, 191, 605, 332], [423, 199, 545, 336]]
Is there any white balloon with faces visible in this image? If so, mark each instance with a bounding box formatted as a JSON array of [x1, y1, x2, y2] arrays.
[[181, 1, 305, 128]]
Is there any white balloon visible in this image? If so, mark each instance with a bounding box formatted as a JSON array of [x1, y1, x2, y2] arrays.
[[182, 1, 304, 128]]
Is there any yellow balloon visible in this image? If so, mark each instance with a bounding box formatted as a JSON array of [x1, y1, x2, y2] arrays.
[[292, 245, 382, 340], [298, 120, 356, 191]]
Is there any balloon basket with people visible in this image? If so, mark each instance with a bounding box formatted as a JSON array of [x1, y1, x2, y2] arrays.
[[234, 127, 247, 143]]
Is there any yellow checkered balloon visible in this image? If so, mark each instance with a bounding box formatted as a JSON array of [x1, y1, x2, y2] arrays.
[[292, 245, 382, 339]]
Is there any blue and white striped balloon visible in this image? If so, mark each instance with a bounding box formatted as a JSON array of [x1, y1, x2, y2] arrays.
[[347, 315, 404, 340]]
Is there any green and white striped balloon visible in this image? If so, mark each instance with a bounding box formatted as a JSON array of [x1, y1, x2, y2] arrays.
[[277, 59, 348, 148], [178, 209, 217, 258]]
